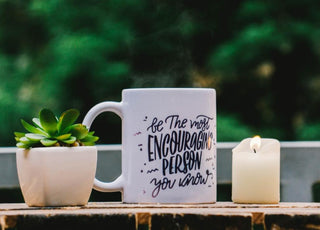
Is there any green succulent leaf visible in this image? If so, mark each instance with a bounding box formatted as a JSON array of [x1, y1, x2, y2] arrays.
[[21, 119, 48, 137], [69, 124, 88, 140], [25, 133, 46, 141], [39, 109, 58, 136], [81, 142, 95, 146], [18, 137, 29, 144], [16, 142, 29, 149], [61, 136, 76, 144], [14, 132, 25, 138], [88, 131, 95, 135], [40, 139, 57, 147], [15, 108, 99, 148], [57, 109, 80, 133], [56, 133, 72, 140], [19, 137, 38, 145], [32, 118, 43, 129], [80, 135, 99, 143]]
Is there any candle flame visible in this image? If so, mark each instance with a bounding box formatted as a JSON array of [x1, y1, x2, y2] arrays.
[[207, 136, 212, 149], [250, 135, 261, 153]]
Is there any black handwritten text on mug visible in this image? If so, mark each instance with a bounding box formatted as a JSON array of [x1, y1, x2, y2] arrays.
[[165, 115, 188, 129], [145, 114, 215, 198], [147, 115, 213, 134], [147, 130, 213, 160], [147, 117, 164, 133], [161, 150, 202, 176], [150, 171, 211, 198], [190, 115, 213, 131], [150, 177, 176, 198]]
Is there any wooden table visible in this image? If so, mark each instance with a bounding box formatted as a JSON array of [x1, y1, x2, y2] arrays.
[[1, 202, 320, 229]]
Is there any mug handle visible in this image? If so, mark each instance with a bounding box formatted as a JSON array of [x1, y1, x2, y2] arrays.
[[82, 101, 124, 192]]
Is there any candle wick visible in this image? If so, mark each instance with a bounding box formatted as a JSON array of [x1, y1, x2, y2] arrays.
[[253, 148, 256, 153]]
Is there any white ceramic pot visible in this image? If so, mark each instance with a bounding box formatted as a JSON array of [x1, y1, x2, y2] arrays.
[[16, 146, 97, 207]]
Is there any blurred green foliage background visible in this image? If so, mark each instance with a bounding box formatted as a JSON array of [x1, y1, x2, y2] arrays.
[[1, 0, 320, 146]]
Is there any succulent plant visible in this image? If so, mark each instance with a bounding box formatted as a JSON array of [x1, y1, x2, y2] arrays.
[[15, 108, 99, 148]]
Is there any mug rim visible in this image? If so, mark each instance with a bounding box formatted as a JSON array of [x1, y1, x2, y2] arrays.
[[123, 88, 215, 92]]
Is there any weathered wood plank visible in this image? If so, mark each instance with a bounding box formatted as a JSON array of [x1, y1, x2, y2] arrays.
[[1, 202, 320, 230], [151, 213, 252, 230]]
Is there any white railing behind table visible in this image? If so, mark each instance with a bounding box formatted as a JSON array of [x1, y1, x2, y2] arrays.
[[1, 142, 320, 202]]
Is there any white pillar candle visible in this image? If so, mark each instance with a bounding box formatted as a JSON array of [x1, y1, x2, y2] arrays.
[[232, 136, 280, 204]]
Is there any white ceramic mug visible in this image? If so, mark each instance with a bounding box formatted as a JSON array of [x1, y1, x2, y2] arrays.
[[83, 88, 216, 203]]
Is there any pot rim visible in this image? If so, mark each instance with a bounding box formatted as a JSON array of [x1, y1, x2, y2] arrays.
[[16, 146, 97, 153]]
